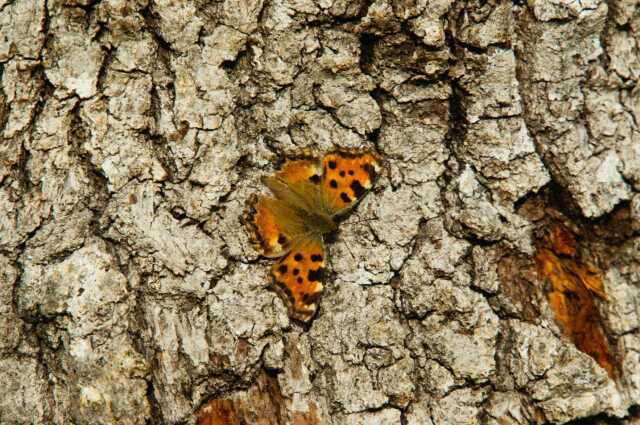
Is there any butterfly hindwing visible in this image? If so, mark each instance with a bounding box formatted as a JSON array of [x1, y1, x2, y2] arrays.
[[247, 196, 308, 258], [320, 150, 381, 216], [271, 237, 326, 321], [268, 157, 324, 213]]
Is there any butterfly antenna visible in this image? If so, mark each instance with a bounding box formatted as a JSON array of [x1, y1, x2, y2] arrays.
[[344, 215, 379, 226], [340, 215, 379, 261], [342, 233, 357, 262]]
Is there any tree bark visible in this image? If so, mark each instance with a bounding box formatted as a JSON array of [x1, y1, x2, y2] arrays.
[[1, 0, 639, 424]]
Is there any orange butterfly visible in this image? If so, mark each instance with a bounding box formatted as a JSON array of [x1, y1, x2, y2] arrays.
[[246, 149, 382, 322]]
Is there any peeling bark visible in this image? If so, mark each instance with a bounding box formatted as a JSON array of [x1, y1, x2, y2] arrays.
[[1, 0, 640, 424]]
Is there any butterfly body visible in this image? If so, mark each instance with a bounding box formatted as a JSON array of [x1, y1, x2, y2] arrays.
[[246, 149, 381, 322], [261, 176, 338, 235]]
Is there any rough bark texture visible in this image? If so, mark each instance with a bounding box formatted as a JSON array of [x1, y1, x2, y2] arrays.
[[1, 0, 640, 424]]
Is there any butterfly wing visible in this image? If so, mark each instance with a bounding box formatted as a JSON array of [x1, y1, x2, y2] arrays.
[[248, 155, 328, 257], [264, 157, 324, 213], [275, 157, 323, 187], [320, 150, 382, 217], [271, 236, 326, 322], [246, 196, 309, 258]]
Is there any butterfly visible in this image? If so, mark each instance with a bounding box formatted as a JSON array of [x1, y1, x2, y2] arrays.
[[245, 148, 382, 322]]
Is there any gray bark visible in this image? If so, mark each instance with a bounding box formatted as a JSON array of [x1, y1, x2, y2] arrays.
[[1, 0, 639, 424]]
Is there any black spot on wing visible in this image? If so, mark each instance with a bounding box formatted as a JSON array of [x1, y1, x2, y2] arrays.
[[309, 174, 321, 184], [293, 268, 299, 275], [339, 171, 345, 177], [329, 179, 338, 188], [278, 265, 288, 274], [307, 268, 325, 282], [294, 253, 303, 261], [311, 254, 323, 262], [301, 292, 321, 304], [328, 160, 337, 169], [275, 281, 294, 304], [297, 277, 303, 284], [350, 180, 366, 198], [277, 234, 287, 245], [361, 163, 377, 178], [340, 192, 352, 204]]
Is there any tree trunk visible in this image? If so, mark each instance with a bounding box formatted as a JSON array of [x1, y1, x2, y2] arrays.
[[1, 0, 639, 424]]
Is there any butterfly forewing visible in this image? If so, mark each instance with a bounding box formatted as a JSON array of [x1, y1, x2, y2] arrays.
[[271, 237, 326, 321], [320, 151, 381, 216], [275, 158, 323, 187]]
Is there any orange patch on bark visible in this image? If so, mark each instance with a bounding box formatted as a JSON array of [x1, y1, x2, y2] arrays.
[[198, 399, 236, 425], [197, 371, 321, 425], [535, 225, 616, 378]]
